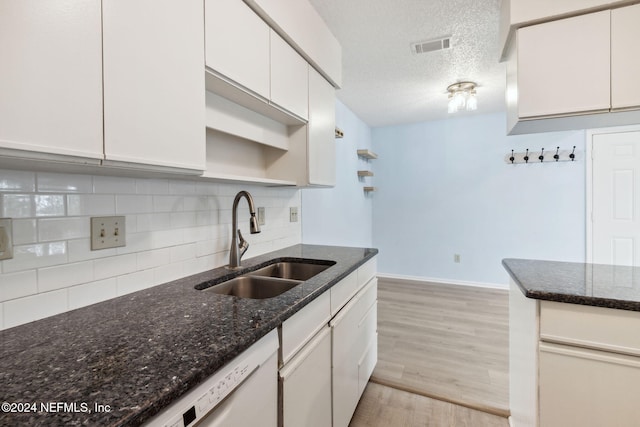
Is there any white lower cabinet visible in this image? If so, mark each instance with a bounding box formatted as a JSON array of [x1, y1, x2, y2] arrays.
[[539, 342, 640, 427], [278, 257, 378, 427], [331, 278, 377, 427], [279, 326, 332, 427]]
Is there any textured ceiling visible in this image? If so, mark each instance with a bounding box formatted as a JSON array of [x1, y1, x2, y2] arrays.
[[308, 0, 506, 127]]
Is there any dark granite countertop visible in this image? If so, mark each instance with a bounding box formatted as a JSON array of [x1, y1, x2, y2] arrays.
[[503, 258, 640, 311], [0, 244, 377, 426]]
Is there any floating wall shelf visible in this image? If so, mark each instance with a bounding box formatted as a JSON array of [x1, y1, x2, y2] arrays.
[[363, 186, 377, 193], [357, 149, 378, 160], [357, 170, 374, 177]]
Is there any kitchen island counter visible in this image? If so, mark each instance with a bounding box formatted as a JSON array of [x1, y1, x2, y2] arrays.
[[0, 244, 377, 426], [502, 258, 640, 312]]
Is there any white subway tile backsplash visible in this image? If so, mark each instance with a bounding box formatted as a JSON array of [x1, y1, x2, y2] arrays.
[[135, 178, 169, 195], [38, 217, 90, 242], [0, 170, 36, 192], [34, 195, 65, 217], [1, 194, 35, 217], [116, 270, 156, 296], [137, 248, 171, 271], [38, 261, 94, 293], [2, 242, 68, 273], [94, 254, 137, 281], [0, 169, 302, 330], [67, 194, 116, 216], [11, 219, 37, 245], [3, 289, 68, 329], [93, 176, 137, 194], [153, 195, 184, 212], [0, 270, 38, 301], [37, 172, 92, 193], [68, 239, 117, 263], [169, 179, 197, 195], [68, 278, 117, 310], [116, 195, 153, 214], [170, 243, 197, 263]]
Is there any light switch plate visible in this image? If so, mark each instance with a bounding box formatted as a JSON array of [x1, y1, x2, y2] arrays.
[[91, 216, 126, 250], [0, 218, 14, 260]]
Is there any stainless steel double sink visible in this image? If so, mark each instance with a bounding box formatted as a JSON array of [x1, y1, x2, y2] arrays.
[[197, 260, 335, 299]]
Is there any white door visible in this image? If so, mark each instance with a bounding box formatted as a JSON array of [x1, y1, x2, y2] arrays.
[[591, 130, 640, 265]]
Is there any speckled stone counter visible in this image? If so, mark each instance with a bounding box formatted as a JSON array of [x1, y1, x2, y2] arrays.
[[503, 258, 640, 311], [0, 244, 377, 426]]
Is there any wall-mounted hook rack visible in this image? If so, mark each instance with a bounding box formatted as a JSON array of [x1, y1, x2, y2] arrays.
[[505, 146, 579, 164]]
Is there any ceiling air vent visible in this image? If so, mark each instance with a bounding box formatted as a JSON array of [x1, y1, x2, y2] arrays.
[[411, 36, 452, 55]]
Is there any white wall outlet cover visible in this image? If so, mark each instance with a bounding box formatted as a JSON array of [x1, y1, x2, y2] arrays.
[[289, 207, 299, 222], [257, 207, 266, 226], [91, 216, 126, 250], [0, 218, 14, 260]]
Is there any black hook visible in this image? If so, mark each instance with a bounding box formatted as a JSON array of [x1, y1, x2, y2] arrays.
[[554, 146, 560, 161], [509, 150, 515, 164], [539, 148, 545, 162], [569, 146, 576, 161], [524, 149, 529, 164]]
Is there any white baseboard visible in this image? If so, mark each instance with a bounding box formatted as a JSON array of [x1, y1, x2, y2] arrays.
[[376, 272, 509, 290]]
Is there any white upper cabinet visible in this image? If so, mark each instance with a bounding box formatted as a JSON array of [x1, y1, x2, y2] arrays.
[[205, 0, 270, 100], [0, 0, 103, 161], [270, 31, 309, 120], [102, 0, 205, 172], [611, 4, 640, 110], [308, 68, 336, 186], [507, 4, 640, 134], [517, 11, 611, 118]]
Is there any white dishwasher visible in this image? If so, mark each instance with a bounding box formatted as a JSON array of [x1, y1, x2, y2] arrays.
[[144, 330, 278, 427]]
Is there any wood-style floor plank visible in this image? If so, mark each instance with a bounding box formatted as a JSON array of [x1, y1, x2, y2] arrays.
[[371, 278, 509, 415], [350, 382, 509, 427]]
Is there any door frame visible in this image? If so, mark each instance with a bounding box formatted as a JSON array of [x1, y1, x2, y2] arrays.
[[585, 124, 640, 263]]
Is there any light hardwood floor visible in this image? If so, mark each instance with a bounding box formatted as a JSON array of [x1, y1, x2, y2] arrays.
[[350, 382, 509, 427], [370, 278, 509, 416]]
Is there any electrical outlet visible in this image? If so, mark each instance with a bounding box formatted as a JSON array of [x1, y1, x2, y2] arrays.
[[257, 207, 265, 226], [0, 218, 14, 260], [454, 254, 461, 263], [91, 216, 126, 250], [289, 207, 299, 223]]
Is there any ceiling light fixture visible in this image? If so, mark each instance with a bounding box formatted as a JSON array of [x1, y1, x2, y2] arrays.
[[447, 81, 477, 113]]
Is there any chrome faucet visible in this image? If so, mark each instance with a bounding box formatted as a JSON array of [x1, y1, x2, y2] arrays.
[[229, 191, 261, 269]]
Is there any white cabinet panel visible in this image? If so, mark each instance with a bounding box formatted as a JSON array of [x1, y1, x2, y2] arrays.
[[0, 0, 103, 160], [540, 342, 640, 427], [270, 31, 309, 120], [279, 326, 332, 427], [205, 0, 270, 99], [102, 0, 205, 172], [331, 278, 377, 427], [281, 291, 330, 364], [517, 11, 610, 118], [307, 68, 336, 186], [611, 4, 640, 110]]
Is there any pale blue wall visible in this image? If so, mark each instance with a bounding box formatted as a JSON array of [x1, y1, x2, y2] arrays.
[[372, 112, 586, 285], [301, 100, 374, 247]]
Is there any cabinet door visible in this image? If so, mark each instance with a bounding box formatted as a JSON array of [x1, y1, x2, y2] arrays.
[[307, 68, 336, 186], [517, 11, 610, 118], [331, 279, 377, 427], [270, 31, 309, 120], [0, 0, 103, 160], [102, 0, 205, 171], [205, 0, 270, 100], [540, 342, 640, 427], [280, 326, 332, 427], [611, 4, 640, 110]]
